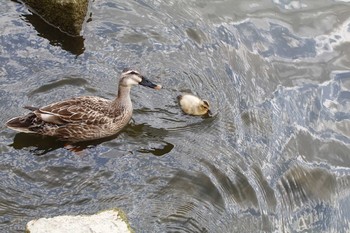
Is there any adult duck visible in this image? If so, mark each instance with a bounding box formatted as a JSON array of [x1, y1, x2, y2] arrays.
[[6, 68, 162, 142]]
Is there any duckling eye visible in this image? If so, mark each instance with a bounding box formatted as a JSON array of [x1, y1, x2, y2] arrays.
[[203, 100, 210, 108], [129, 71, 138, 75]]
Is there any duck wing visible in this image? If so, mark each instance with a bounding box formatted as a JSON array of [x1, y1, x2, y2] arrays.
[[34, 96, 110, 125]]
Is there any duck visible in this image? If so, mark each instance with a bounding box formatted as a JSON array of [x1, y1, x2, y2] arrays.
[[177, 93, 211, 116], [6, 68, 162, 142]]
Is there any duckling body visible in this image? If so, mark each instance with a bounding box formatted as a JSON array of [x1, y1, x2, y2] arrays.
[[178, 94, 210, 116], [6, 69, 161, 142]]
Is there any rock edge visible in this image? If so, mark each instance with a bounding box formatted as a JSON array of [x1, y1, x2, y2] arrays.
[[26, 209, 134, 233], [22, 0, 88, 36]]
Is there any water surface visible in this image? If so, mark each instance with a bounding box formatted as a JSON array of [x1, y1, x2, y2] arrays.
[[1, 0, 350, 232]]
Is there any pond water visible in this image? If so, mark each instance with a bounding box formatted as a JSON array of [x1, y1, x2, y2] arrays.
[[1, 0, 350, 232]]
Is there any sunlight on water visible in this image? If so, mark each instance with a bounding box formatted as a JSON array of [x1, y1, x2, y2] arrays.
[[0, 0, 350, 232]]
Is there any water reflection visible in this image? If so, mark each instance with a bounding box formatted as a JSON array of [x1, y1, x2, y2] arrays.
[[10, 133, 64, 155], [202, 160, 259, 210], [1, 0, 350, 232], [9, 132, 124, 155], [137, 142, 174, 156], [9, 121, 174, 156], [28, 77, 89, 96], [22, 12, 85, 55], [277, 165, 336, 232], [218, 21, 317, 59], [152, 169, 225, 232], [278, 165, 336, 207]]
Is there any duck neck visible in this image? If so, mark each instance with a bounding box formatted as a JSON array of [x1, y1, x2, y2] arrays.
[[112, 85, 132, 109]]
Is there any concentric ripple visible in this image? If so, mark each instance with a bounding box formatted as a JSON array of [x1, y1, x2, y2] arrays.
[[0, 0, 350, 232]]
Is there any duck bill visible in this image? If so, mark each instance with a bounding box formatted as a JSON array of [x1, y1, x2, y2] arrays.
[[207, 110, 213, 117], [139, 76, 162, 90]]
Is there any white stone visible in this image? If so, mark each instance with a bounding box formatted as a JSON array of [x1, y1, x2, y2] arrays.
[[26, 209, 132, 233]]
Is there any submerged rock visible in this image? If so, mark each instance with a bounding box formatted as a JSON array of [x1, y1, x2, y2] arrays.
[[22, 0, 88, 36], [26, 209, 133, 233]]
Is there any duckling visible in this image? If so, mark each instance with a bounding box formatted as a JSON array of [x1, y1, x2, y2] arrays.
[[6, 68, 162, 142], [178, 93, 211, 116]]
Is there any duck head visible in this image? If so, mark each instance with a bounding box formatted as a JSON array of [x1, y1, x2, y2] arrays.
[[120, 68, 162, 90]]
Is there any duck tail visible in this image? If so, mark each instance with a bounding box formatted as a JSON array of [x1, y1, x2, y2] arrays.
[[23, 106, 39, 111], [5, 113, 37, 133]]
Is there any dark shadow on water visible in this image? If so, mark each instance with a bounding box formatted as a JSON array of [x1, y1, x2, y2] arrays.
[[9, 132, 121, 156], [10, 133, 65, 155], [8, 122, 172, 156], [28, 77, 89, 97], [124, 122, 174, 156], [22, 12, 85, 56], [137, 141, 174, 156]]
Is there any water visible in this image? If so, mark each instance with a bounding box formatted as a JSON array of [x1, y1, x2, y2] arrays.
[[1, 0, 350, 232]]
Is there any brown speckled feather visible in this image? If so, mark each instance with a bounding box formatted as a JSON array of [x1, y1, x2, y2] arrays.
[[37, 96, 113, 124], [19, 96, 132, 142]]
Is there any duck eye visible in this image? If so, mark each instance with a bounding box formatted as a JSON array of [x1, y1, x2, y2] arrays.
[[122, 68, 139, 75]]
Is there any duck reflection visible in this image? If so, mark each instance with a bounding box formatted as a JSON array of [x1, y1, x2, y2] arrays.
[[9, 132, 120, 155], [9, 122, 173, 156]]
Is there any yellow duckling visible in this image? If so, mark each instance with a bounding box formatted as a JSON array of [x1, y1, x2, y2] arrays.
[[177, 93, 211, 116]]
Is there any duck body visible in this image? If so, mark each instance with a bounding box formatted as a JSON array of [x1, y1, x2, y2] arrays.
[[6, 69, 161, 142], [178, 93, 210, 116]]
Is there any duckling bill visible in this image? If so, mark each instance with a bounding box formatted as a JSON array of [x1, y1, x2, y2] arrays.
[[6, 68, 161, 142], [178, 93, 211, 116]]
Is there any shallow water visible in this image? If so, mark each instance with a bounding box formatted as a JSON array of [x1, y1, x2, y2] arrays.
[[1, 0, 350, 232]]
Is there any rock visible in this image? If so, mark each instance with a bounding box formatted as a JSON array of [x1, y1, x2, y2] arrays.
[[22, 0, 88, 36], [26, 209, 134, 233]]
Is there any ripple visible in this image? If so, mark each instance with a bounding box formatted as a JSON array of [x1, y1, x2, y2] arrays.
[[201, 160, 259, 210], [2, 0, 350, 232], [28, 77, 89, 96], [146, 169, 225, 232], [278, 165, 336, 208], [276, 164, 338, 232]]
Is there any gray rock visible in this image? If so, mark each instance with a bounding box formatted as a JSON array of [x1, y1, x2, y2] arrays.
[[22, 0, 88, 36], [26, 209, 134, 233]]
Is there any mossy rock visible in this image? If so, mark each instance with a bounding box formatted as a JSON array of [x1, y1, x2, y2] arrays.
[[23, 0, 88, 36]]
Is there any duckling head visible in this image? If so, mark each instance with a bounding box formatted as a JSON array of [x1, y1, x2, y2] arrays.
[[200, 100, 211, 115], [120, 68, 162, 90]]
